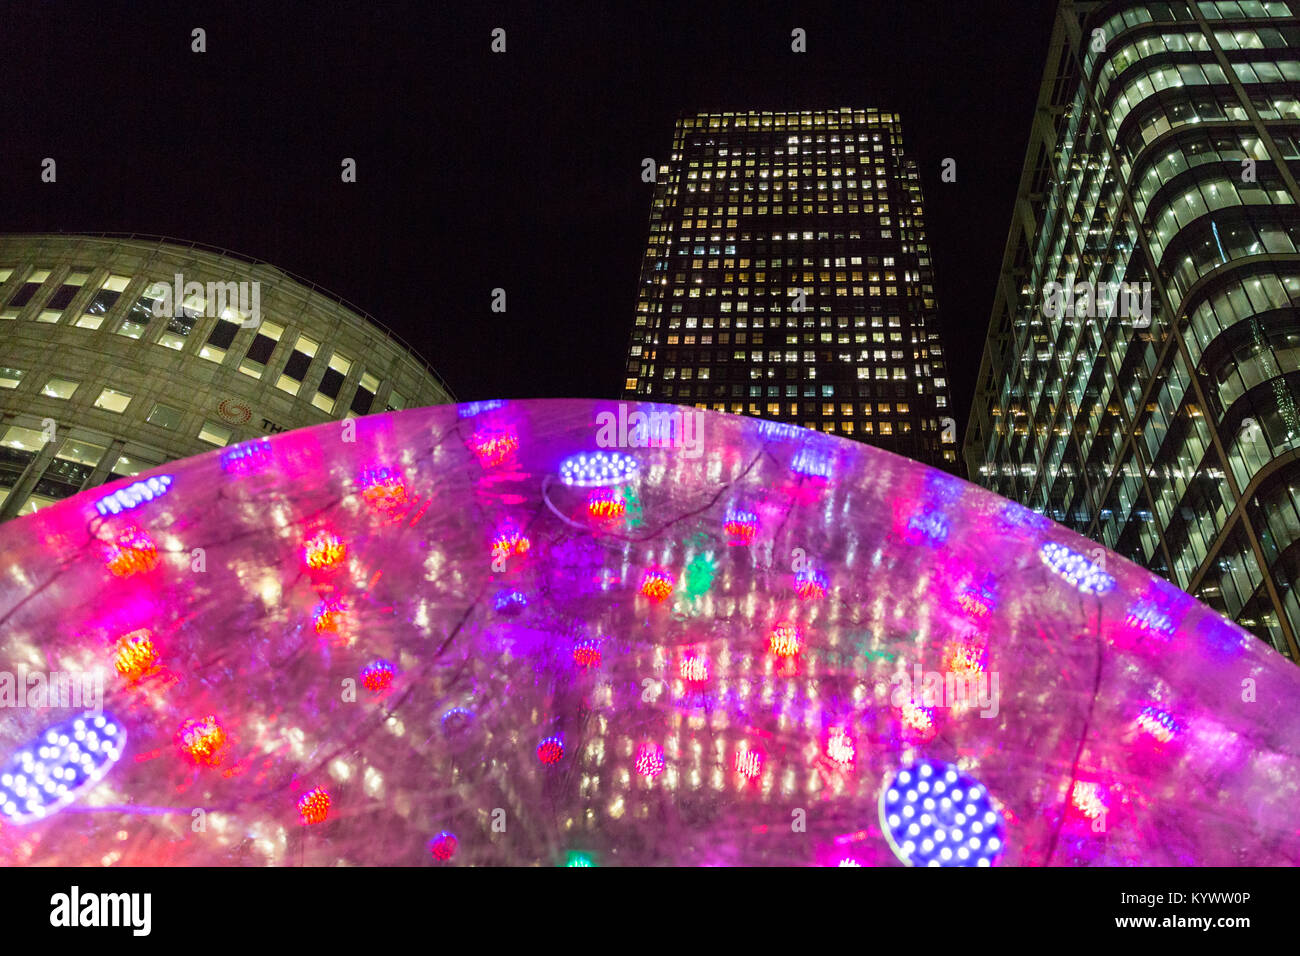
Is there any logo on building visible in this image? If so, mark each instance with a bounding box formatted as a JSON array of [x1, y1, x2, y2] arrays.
[[217, 399, 252, 425]]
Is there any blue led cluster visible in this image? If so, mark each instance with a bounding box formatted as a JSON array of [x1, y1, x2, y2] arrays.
[[791, 448, 833, 480], [457, 399, 505, 418], [756, 420, 805, 442], [94, 476, 173, 516], [494, 588, 528, 615], [0, 713, 126, 824], [997, 502, 1049, 533], [1039, 542, 1115, 595], [879, 760, 1005, 867], [906, 510, 950, 546], [558, 452, 639, 488], [220, 439, 273, 474]]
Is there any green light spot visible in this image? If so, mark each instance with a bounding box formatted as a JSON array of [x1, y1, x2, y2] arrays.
[[564, 851, 595, 867]]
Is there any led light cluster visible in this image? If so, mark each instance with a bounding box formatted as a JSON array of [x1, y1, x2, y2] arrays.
[[537, 736, 564, 765], [0, 714, 126, 824], [361, 660, 396, 693], [586, 487, 626, 520], [795, 569, 827, 600], [1125, 601, 1176, 638], [1135, 705, 1180, 743], [572, 639, 601, 669], [879, 761, 1006, 867], [469, 426, 519, 467], [359, 467, 409, 515], [298, 786, 331, 825], [105, 528, 158, 577], [313, 600, 347, 634], [635, 744, 665, 778], [94, 475, 173, 516], [457, 399, 504, 418], [770, 621, 803, 657], [679, 654, 709, 683], [1039, 542, 1115, 595], [304, 530, 346, 570], [723, 508, 758, 545], [176, 716, 228, 767], [734, 748, 763, 779], [825, 727, 855, 767], [491, 527, 531, 562], [428, 830, 459, 860], [559, 451, 640, 487], [494, 588, 528, 615], [219, 440, 273, 475], [906, 510, 950, 546], [1071, 781, 1106, 819], [112, 628, 159, 683], [640, 569, 674, 603], [791, 448, 833, 480]]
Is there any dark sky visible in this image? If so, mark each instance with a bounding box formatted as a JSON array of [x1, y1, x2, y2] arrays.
[[1, 0, 1057, 438]]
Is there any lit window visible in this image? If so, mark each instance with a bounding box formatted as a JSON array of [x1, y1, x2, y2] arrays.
[[0, 366, 22, 389], [199, 319, 241, 363], [110, 452, 160, 479], [239, 320, 283, 378], [313, 350, 352, 413], [41, 377, 79, 399], [147, 403, 183, 430], [277, 333, 318, 394], [198, 421, 233, 446], [93, 387, 132, 413], [78, 275, 130, 329], [385, 389, 406, 412], [350, 371, 380, 416]]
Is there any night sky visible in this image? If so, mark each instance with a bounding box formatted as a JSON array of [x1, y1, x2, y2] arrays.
[[2, 0, 1057, 439]]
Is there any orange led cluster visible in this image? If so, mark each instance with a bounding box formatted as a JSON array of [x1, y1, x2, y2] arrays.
[[113, 629, 159, 683], [105, 528, 159, 577], [304, 530, 346, 570], [176, 716, 228, 767], [298, 786, 331, 824]]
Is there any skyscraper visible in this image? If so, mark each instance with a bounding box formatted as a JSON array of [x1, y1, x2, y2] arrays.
[[622, 108, 957, 471], [965, 0, 1300, 658]]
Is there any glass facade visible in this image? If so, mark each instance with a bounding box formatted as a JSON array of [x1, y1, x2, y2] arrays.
[[965, 0, 1300, 658], [623, 108, 957, 470]]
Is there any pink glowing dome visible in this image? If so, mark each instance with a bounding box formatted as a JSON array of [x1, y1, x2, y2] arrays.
[[0, 398, 1297, 866]]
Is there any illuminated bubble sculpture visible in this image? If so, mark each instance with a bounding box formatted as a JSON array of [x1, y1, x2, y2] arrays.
[[0, 398, 1298, 866]]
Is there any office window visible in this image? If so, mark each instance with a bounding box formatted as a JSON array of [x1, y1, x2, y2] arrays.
[[313, 350, 352, 412], [110, 452, 160, 480], [147, 403, 183, 430], [239, 320, 284, 379], [39, 273, 89, 322], [41, 377, 79, 399], [2, 269, 50, 317], [34, 438, 109, 501], [77, 275, 131, 330], [199, 319, 241, 362], [0, 367, 22, 389], [93, 387, 132, 413], [198, 420, 233, 446], [276, 333, 318, 394], [350, 371, 380, 415], [385, 389, 407, 412], [120, 284, 162, 340]]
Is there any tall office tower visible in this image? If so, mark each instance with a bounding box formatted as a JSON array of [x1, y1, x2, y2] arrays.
[[965, 0, 1300, 658], [622, 108, 958, 471]]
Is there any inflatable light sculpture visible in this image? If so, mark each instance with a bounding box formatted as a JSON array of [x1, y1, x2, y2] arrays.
[[0, 399, 1297, 866]]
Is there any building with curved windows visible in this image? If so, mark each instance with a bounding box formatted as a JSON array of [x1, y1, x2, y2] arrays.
[[0, 234, 454, 519], [965, 0, 1300, 658]]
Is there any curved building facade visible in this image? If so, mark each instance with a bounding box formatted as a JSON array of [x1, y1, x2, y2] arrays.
[[965, 1, 1300, 658], [0, 234, 454, 519]]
